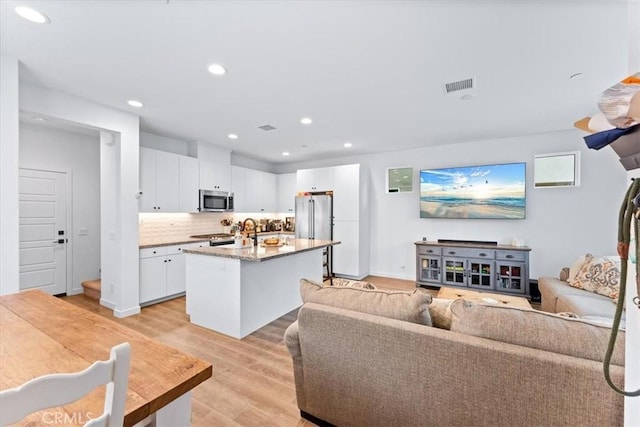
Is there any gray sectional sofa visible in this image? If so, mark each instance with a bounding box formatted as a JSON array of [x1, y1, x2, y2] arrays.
[[538, 269, 625, 326]]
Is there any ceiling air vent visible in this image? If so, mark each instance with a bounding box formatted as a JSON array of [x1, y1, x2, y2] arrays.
[[443, 77, 475, 94], [258, 124, 276, 131]]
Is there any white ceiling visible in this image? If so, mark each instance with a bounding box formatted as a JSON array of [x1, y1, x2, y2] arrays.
[[1, 0, 633, 164]]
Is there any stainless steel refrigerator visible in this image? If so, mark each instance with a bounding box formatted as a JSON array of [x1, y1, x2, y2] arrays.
[[295, 193, 333, 276]]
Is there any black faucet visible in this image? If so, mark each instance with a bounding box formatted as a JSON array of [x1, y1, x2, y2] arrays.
[[242, 218, 258, 246]]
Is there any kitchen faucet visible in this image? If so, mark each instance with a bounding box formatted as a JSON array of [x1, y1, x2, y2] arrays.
[[242, 218, 258, 246]]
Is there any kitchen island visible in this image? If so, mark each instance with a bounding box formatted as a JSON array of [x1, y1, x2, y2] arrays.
[[183, 239, 340, 339]]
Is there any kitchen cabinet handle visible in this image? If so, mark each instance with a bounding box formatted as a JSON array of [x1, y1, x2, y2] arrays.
[[448, 251, 456, 255], [426, 249, 433, 253], [479, 252, 487, 257], [164, 259, 167, 263], [506, 254, 514, 259]]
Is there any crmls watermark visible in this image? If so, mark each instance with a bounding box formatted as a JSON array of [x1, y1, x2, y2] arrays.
[[42, 412, 93, 425]]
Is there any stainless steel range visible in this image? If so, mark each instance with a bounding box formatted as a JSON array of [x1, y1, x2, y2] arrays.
[[190, 233, 235, 246]]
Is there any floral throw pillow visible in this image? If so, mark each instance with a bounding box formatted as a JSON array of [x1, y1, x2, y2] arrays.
[[568, 254, 620, 300]]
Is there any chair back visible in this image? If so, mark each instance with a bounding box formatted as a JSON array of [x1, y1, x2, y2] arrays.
[[0, 342, 131, 427]]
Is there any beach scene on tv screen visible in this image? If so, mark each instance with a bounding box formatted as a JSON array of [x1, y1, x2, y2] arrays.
[[420, 163, 526, 219]]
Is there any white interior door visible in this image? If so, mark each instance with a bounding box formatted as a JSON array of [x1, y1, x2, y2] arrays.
[[19, 169, 68, 295]]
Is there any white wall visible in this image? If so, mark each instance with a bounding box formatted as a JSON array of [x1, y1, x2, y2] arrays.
[[20, 83, 140, 318], [140, 131, 190, 156], [19, 123, 101, 295], [278, 129, 627, 280], [0, 53, 20, 296]]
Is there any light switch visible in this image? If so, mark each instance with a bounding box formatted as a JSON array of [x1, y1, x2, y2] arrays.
[[78, 228, 88, 236]]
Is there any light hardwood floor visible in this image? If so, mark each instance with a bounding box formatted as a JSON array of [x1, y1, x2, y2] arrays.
[[63, 276, 417, 426]]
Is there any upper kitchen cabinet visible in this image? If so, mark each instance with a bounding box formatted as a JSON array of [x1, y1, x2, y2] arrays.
[[194, 143, 231, 191], [179, 156, 199, 212], [139, 147, 180, 212], [140, 148, 200, 213], [199, 160, 231, 191], [333, 164, 362, 221], [231, 166, 277, 213], [277, 173, 296, 213], [296, 167, 334, 192]]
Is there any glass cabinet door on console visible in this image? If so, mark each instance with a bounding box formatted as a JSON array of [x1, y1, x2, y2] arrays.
[[443, 258, 465, 286], [418, 256, 441, 284], [496, 261, 525, 294], [468, 260, 494, 290]]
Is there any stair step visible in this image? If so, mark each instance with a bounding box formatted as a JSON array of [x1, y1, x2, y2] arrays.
[[81, 279, 101, 300]]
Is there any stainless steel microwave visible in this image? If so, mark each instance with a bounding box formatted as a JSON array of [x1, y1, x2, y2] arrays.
[[199, 190, 234, 212]]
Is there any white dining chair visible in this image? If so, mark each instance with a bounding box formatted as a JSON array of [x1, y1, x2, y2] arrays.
[[0, 342, 131, 427]]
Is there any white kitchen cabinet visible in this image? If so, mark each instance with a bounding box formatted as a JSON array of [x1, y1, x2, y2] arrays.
[[247, 169, 277, 212], [179, 156, 199, 212], [333, 220, 360, 277], [139, 147, 180, 212], [296, 164, 369, 279], [296, 167, 334, 192], [200, 159, 231, 191], [231, 166, 248, 212], [333, 164, 360, 221], [277, 173, 296, 213], [231, 166, 277, 213], [139, 244, 188, 305]]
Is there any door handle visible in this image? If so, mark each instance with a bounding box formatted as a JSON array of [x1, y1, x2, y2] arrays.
[[52, 239, 66, 244]]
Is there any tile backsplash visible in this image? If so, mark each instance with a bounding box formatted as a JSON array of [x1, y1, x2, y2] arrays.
[[139, 213, 229, 244], [139, 212, 291, 246]]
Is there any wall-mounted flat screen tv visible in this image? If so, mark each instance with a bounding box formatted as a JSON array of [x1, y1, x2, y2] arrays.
[[420, 162, 526, 219]]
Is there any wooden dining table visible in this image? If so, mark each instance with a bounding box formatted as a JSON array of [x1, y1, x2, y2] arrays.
[[0, 290, 212, 426]]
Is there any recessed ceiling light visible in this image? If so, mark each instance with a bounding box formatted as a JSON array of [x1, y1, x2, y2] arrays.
[[127, 100, 144, 108], [460, 94, 476, 101], [228, 134, 238, 140], [344, 142, 352, 148], [207, 64, 227, 76], [282, 152, 290, 156], [569, 72, 584, 79], [15, 6, 50, 24], [300, 117, 312, 125], [32, 116, 47, 121]]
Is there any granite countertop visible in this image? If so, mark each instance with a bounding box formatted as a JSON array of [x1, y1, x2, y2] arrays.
[[139, 231, 295, 249], [183, 239, 340, 262]]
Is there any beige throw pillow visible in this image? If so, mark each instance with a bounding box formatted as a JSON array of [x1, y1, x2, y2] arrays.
[[568, 254, 620, 300], [428, 297, 454, 330], [300, 278, 432, 326], [449, 300, 625, 366]]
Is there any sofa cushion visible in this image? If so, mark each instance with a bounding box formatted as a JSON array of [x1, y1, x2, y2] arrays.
[[428, 297, 454, 330], [557, 294, 626, 323], [568, 254, 620, 300], [300, 278, 432, 326], [449, 300, 625, 366]]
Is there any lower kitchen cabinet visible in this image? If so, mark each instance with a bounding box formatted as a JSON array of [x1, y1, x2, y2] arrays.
[[139, 244, 190, 305]]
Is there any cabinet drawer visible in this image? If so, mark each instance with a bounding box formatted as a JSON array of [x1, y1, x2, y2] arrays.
[[166, 244, 188, 256], [442, 247, 494, 259], [140, 246, 168, 258], [417, 245, 441, 256], [496, 250, 526, 262]]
